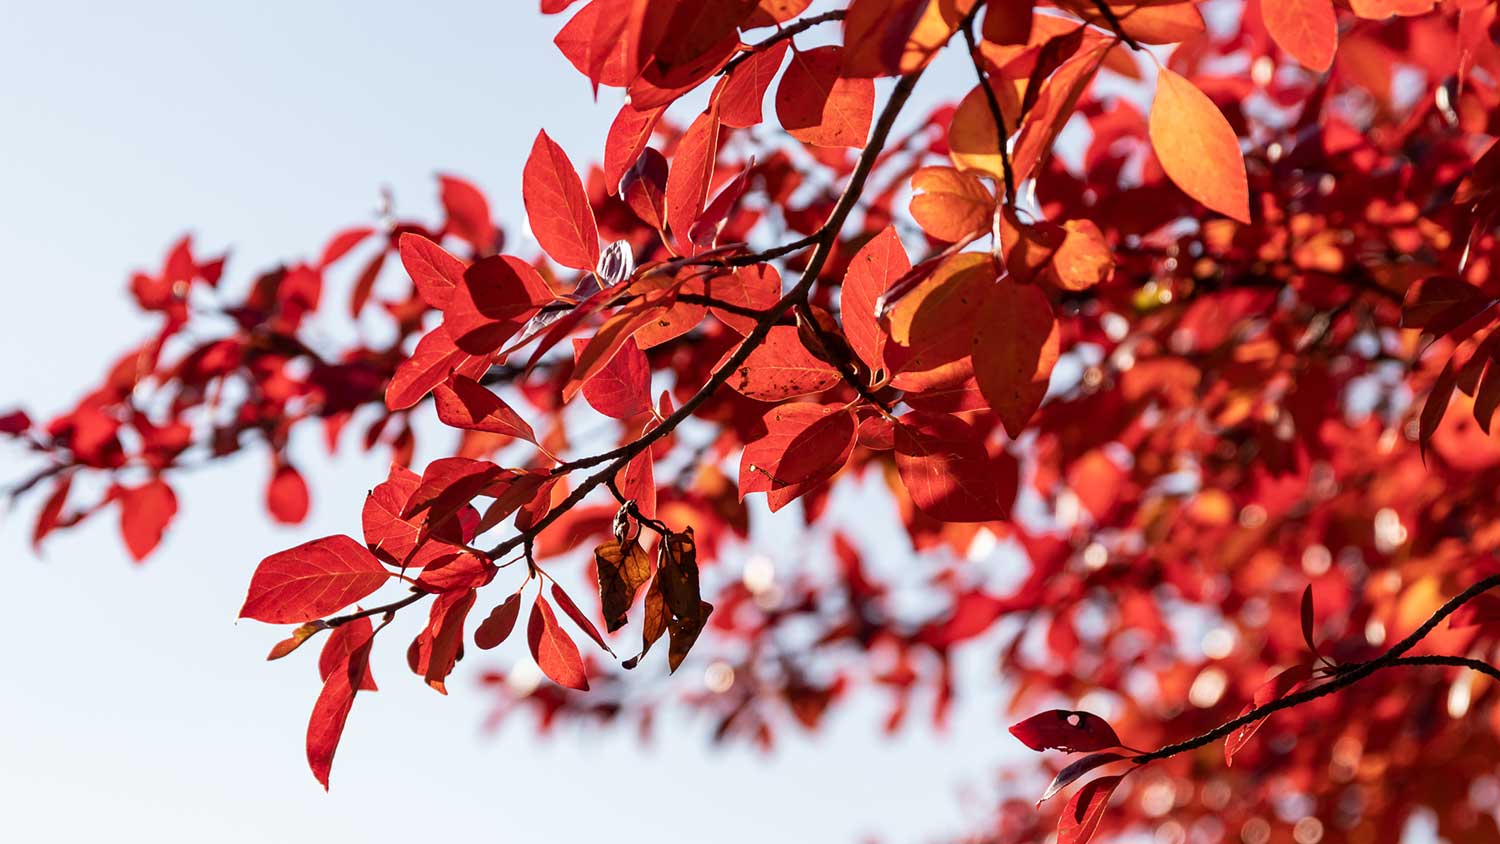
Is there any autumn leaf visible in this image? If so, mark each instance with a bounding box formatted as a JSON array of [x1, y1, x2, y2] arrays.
[[523, 130, 600, 271], [266, 462, 310, 525], [842, 226, 910, 373], [529, 595, 590, 691], [1261, 0, 1338, 72], [716, 40, 789, 128], [739, 403, 857, 499], [433, 375, 540, 443], [398, 232, 465, 310], [474, 591, 523, 650], [727, 325, 842, 401], [306, 621, 375, 789], [240, 535, 391, 624], [1225, 663, 1315, 765], [118, 478, 177, 561], [595, 538, 653, 632], [909, 166, 994, 243], [1149, 66, 1251, 224], [1056, 774, 1125, 844], [775, 45, 874, 148], [894, 411, 1016, 522], [973, 276, 1061, 437], [574, 335, 652, 419], [1009, 710, 1124, 753]]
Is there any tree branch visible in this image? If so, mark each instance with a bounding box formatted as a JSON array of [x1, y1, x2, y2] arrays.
[[1132, 573, 1500, 764], [961, 16, 1016, 206], [484, 67, 930, 561], [720, 10, 847, 77]]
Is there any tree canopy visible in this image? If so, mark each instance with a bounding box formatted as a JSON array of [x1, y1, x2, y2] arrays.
[[8, 1, 1500, 842]]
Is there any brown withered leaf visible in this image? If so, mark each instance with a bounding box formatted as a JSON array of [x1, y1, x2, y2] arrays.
[[623, 573, 668, 670], [594, 538, 653, 632], [657, 528, 702, 620], [667, 600, 714, 673]]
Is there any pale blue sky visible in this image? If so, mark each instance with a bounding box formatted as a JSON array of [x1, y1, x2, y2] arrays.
[[0, 3, 1032, 841]]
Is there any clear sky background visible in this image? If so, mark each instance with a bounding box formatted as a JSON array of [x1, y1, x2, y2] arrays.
[[0, 3, 1031, 841]]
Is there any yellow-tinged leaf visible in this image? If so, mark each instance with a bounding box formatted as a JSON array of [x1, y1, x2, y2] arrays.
[[909, 166, 995, 242], [1148, 66, 1251, 224]]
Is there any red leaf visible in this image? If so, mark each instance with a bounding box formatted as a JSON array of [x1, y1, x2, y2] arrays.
[[402, 457, 503, 523], [707, 264, 781, 336], [1262, 0, 1338, 73], [415, 550, 498, 593], [523, 131, 600, 271], [32, 472, 73, 549], [774, 45, 875, 148], [716, 40, 789, 128], [410, 588, 477, 694], [1010, 709, 1123, 753], [726, 325, 842, 401], [622, 147, 669, 231], [665, 107, 722, 254], [529, 595, 590, 690], [973, 277, 1060, 438], [1040, 752, 1128, 804], [573, 335, 652, 419], [1225, 663, 1315, 766], [385, 325, 490, 411], [604, 103, 666, 192], [0, 408, 31, 435], [1057, 774, 1124, 844], [895, 411, 1016, 523], [434, 375, 539, 443], [319, 616, 377, 692], [475, 591, 523, 650], [843, 226, 910, 373], [319, 226, 374, 268], [438, 174, 496, 253], [443, 255, 551, 354], [119, 478, 178, 561], [1300, 585, 1319, 656], [739, 403, 857, 499], [551, 582, 615, 655], [398, 232, 465, 310], [306, 620, 375, 789], [1149, 67, 1251, 224], [267, 462, 310, 525], [240, 535, 391, 624]]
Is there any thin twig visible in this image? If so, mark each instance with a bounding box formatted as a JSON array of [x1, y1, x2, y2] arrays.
[[720, 10, 847, 77], [961, 17, 1016, 206], [1089, 0, 1141, 51], [1132, 573, 1500, 764]]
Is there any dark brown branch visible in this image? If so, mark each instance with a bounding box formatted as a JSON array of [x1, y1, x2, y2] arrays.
[[325, 589, 426, 628], [720, 10, 847, 77], [1132, 573, 1500, 764], [794, 300, 896, 418], [1089, 0, 1141, 51], [961, 16, 1016, 206]]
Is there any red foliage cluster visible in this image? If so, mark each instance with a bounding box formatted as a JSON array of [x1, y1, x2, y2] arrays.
[[9, 1, 1500, 842]]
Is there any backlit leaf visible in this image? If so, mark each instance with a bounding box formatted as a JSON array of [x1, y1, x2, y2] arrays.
[[1149, 66, 1252, 224]]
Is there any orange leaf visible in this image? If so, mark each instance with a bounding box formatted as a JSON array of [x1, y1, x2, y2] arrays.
[[1262, 0, 1337, 72], [909, 166, 995, 243], [775, 45, 874, 148], [1148, 66, 1251, 223]]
